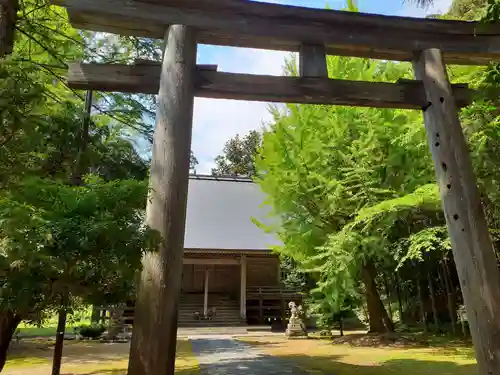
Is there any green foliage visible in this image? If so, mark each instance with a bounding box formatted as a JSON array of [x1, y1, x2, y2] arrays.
[[447, 0, 488, 19], [212, 130, 262, 177], [0, 177, 156, 309], [280, 256, 309, 290], [396, 226, 451, 267], [256, 52, 437, 317], [76, 324, 106, 340], [254, 0, 500, 328], [484, 0, 500, 21]]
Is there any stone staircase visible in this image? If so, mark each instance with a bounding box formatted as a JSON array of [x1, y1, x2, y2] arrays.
[[178, 293, 245, 327]]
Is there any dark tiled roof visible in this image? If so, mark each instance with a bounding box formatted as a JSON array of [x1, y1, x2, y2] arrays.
[[184, 174, 281, 251]]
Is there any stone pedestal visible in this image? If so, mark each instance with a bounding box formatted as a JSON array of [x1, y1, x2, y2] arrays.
[[285, 302, 308, 338], [286, 322, 307, 337]]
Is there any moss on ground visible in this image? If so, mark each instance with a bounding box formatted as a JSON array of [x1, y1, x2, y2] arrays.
[[238, 334, 476, 375], [5, 339, 199, 375]]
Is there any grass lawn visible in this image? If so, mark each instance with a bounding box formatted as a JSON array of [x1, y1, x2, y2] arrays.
[[5, 339, 199, 375], [238, 333, 477, 375], [17, 307, 93, 337]]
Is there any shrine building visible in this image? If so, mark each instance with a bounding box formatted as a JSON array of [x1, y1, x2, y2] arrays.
[[124, 174, 301, 327]]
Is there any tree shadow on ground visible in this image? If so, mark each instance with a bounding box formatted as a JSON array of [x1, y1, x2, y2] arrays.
[[279, 354, 476, 375], [62, 368, 199, 375], [6, 340, 196, 374], [7, 340, 130, 365], [190, 338, 316, 374]]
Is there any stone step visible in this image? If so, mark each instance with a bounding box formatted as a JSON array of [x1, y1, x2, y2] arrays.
[[178, 323, 245, 328], [180, 302, 237, 305], [179, 309, 240, 316], [180, 311, 240, 315], [179, 306, 240, 314], [179, 302, 240, 308], [179, 306, 240, 310], [179, 317, 242, 322], [180, 305, 239, 308], [180, 302, 238, 307]]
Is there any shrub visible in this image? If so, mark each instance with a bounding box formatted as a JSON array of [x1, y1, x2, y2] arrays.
[[77, 324, 106, 339]]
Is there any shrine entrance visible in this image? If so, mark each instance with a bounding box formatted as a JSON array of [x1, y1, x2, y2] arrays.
[[53, 1, 500, 374]]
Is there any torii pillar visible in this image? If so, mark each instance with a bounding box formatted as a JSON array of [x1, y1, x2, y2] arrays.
[[128, 25, 197, 375], [414, 49, 500, 374]]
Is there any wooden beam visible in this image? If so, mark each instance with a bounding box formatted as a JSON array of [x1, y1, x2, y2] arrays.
[[67, 62, 473, 109], [299, 43, 328, 78], [240, 255, 247, 320], [203, 268, 209, 318], [183, 258, 240, 265], [53, 0, 500, 65], [135, 0, 500, 36], [127, 25, 197, 375], [413, 48, 500, 375], [134, 58, 218, 71]]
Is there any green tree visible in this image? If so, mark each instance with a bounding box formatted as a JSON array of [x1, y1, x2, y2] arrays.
[[0, 4, 158, 368], [0, 176, 156, 371], [256, 49, 444, 332], [212, 130, 262, 177], [255, 0, 500, 336]]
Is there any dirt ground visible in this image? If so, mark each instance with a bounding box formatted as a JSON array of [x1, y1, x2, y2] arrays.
[[238, 334, 477, 375], [3, 339, 198, 375]]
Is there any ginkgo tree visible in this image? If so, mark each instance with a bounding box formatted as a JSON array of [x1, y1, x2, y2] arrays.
[[256, 52, 436, 332], [256, 0, 500, 335]]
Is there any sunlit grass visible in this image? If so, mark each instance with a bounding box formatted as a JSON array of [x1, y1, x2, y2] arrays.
[[17, 307, 93, 337], [239, 335, 477, 375], [5, 339, 199, 375]]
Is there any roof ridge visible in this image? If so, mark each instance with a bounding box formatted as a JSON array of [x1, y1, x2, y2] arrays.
[[189, 174, 254, 183]]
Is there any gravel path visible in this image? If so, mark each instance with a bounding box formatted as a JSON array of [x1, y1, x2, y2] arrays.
[[190, 336, 311, 375]]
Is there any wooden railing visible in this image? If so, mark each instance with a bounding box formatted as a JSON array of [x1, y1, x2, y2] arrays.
[[246, 286, 303, 299], [94, 288, 303, 326], [245, 287, 303, 324]]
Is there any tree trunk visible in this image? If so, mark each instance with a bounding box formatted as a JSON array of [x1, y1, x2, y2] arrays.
[[0, 310, 22, 372], [442, 260, 456, 333], [414, 49, 500, 375], [417, 279, 428, 334], [51, 308, 67, 375], [395, 272, 405, 324], [361, 262, 394, 333], [0, 0, 19, 57], [127, 25, 197, 375], [428, 270, 440, 330], [339, 316, 344, 337], [71, 90, 93, 186], [383, 273, 393, 322], [91, 305, 100, 323]]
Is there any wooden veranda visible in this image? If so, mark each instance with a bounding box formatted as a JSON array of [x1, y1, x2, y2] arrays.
[[52, 1, 500, 374]]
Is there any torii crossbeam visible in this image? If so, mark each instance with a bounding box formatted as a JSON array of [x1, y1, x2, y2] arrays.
[[52, 1, 500, 374]]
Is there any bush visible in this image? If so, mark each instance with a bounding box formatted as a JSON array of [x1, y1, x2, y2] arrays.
[[77, 324, 106, 339]]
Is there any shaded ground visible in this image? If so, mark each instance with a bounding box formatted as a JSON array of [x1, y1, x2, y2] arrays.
[[3, 339, 198, 375], [4, 332, 478, 375], [238, 334, 477, 375], [191, 337, 309, 375]]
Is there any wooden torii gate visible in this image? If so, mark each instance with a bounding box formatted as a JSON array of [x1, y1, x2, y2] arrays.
[[53, 0, 500, 374]]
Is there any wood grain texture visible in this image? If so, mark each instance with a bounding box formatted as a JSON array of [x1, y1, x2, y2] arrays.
[[414, 48, 500, 375], [53, 0, 500, 65], [101, 0, 500, 35], [246, 257, 280, 287], [183, 258, 240, 265], [127, 25, 197, 375], [134, 58, 217, 71], [300, 43, 328, 78], [240, 255, 247, 319], [0, 0, 19, 57], [67, 62, 473, 109]]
